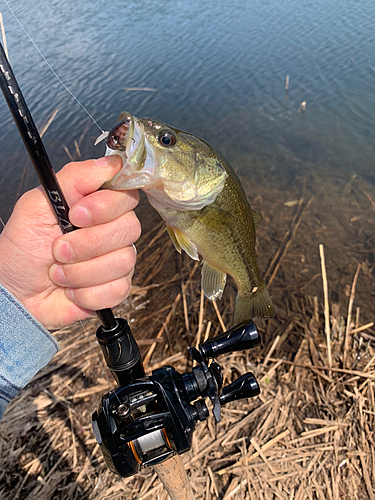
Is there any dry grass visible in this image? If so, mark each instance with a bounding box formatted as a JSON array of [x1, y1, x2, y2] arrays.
[[0, 160, 374, 500]]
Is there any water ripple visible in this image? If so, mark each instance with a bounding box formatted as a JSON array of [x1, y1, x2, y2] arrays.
[[1, 0, 374, 220]]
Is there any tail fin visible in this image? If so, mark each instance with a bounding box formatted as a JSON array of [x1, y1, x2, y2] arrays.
[[233, 284, 274, 325]]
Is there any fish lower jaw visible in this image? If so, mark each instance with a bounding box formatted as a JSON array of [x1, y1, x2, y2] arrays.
[[117, 173, 161, 190]]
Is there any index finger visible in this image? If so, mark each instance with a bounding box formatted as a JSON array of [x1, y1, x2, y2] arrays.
[[69, 188, 139, 227], [56, 155, 123, 207]]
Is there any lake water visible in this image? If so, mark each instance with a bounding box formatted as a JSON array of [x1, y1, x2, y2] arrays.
[[0, 0, 374, 318], [1, 0, 374, 219]]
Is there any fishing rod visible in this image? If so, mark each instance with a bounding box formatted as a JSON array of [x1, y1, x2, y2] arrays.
[[0, 42, 115, 330], [0, 40, 263, 499], [0, 41, 144, 386]]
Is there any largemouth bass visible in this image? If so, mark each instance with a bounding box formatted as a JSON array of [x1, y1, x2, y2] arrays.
[[102, 112, 273, 325]]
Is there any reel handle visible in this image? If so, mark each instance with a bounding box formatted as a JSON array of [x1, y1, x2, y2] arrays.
[[219, 372, 260, 405], [199, 321, 260, 359]]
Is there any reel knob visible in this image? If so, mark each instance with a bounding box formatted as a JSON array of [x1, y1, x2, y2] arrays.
[[219, 372, 260, 405], [199, 321, 260, 359]]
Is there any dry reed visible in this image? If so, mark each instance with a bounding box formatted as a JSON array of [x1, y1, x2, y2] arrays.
[[0, 147, 374, 500]]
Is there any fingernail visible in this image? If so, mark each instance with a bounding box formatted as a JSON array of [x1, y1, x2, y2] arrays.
[[54, 240, 74, 263], [50, 264, 66, 285], [70, 206, 91, 227], [94, 155, 121, 168], [65, 288, 74, 301]]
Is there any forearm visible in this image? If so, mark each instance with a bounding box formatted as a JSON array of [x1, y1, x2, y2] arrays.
[[0, 283, 59, 420]]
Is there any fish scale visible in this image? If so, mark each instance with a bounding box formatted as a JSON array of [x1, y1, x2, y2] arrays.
[[103, 112, 274, 325]]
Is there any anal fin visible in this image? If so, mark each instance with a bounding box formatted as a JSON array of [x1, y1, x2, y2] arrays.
[[201, 261, 227, 300]]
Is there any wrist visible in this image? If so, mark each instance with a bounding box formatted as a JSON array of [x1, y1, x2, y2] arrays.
[[0, 233, 26, 306]]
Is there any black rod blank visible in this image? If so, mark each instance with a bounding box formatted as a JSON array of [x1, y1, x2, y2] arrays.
[[0, 42, 117, 331]]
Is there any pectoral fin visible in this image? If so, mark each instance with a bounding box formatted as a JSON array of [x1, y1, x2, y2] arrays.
[[201, 261, 227, 300], [167, 226, 199, 260], [167, 226, 182, 254]]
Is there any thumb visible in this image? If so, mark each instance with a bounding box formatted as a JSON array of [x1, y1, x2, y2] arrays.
[[56, 155, 123, 207]]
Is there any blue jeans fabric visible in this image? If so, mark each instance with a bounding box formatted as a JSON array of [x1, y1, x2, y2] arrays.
[[0, 283, 59, 420]]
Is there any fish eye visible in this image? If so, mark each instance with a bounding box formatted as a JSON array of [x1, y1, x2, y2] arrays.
[[158, 130, 177, 147]]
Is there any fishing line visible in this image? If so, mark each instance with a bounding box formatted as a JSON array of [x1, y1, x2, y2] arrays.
[[1, 6, 137, 411], [0, 23, 121, 401], [2, 0, 104, 133]]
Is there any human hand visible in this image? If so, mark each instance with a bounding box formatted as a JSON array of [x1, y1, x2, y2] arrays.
[[0, 155, 140, 330]]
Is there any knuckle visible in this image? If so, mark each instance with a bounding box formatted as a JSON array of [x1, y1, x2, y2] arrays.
[[114, 276, 132, 301], [86, 226, 103, 250], [86, 192, 108, 214], [115, 250, 132, 274], [17, 188, 42, 211], [124, 212, 142, 242], [70, 275, 132, 310], [17, 190, 33, 206], [59, 161, 76, 177], [124, 246, 137, 271], [123, 190, 140, 210]]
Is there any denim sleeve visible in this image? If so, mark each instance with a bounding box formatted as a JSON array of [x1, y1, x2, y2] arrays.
[[0, 284, 59, 420]]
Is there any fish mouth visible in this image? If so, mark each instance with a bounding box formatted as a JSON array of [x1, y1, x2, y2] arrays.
[[106, 112, 133, 152]]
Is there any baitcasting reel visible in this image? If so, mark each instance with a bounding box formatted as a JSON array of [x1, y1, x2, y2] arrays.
[[92, 321, 261, 477]]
